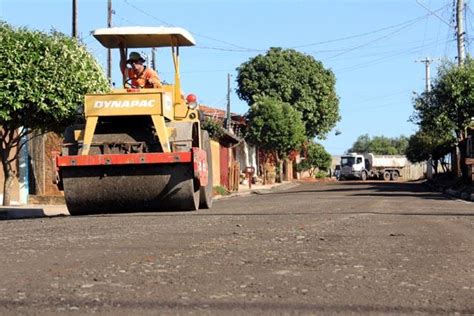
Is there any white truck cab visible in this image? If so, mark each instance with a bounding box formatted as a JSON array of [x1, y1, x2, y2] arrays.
[[340, 153, 368, 180]]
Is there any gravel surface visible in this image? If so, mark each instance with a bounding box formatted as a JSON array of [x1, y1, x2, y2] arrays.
[[0, 181, 473, 314]]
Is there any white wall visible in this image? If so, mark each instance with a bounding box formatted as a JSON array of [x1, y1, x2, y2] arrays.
[[235, 142, 257, 173]]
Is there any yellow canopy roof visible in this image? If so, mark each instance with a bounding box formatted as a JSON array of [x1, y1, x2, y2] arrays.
[[93, 26, 196, 48]]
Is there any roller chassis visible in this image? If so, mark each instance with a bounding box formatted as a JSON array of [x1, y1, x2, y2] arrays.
[[54, 26, 213, 215]]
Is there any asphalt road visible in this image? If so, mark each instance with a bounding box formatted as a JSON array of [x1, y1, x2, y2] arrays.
[[0, 181, 473, 315]]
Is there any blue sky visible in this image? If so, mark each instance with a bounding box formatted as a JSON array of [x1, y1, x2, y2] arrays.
[[1, 0, 472, 154]]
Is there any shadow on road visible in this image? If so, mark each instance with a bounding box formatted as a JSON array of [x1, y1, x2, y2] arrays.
[[0, 298, 471, 314], [257, 181, 449, 201]]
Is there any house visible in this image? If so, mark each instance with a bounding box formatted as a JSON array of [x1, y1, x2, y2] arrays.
[[199, 105, 258, 190], [199, 105, 296, 186]]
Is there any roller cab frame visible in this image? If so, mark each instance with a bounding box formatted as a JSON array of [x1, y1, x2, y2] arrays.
[[54, 27, 213, 214]]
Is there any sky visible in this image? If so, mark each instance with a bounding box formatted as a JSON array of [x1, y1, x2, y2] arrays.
[[1, 0, 472, 154]]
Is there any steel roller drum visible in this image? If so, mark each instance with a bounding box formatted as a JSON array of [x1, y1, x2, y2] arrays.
[[62, 163, 199, 215]]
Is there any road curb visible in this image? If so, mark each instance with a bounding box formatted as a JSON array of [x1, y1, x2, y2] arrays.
[[445, 188, 474, 201], [0, 206, 69, 220], [423, 180, 473, 202], [214, 182, 300, 200]]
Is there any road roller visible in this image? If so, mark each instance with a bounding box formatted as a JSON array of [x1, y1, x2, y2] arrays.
[[53, 26, 213, 215]]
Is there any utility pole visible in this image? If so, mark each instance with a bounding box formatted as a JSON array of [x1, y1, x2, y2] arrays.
[[456, 0, 466, 66], [226, 73, 231, 130], [453, 0, 466, 177], [107, 0, 113, 83], [151, 48, 156, 71], [417, 57, 434, 179], [72, 0, 77, 38], [416, 58, 433, 92]]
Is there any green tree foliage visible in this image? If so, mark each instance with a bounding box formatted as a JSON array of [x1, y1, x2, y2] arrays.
[[246, 97, 306, 182], [201, 117, 225, 140], [405, 130, 454, 174], [236, 47, 340, 139], [246, 96, 306, 156], [0, 22, 109, 205], [297, 142, 332, 177], [412, 58, 474, 178], [348, 134, 408, 155]]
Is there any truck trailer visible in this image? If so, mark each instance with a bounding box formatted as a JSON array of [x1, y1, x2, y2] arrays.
[[339, 153, 406, 181]]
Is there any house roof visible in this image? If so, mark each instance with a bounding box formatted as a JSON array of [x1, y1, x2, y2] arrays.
[[199, 104, 246, 123], [199, 105, 227, 119], [198, 105, 243, 146]]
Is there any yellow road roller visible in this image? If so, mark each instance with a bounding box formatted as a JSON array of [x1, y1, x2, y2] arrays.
[[54, 26, 213, 215]]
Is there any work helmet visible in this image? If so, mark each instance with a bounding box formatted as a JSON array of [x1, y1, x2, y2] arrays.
[[127, 51, 146, 64]]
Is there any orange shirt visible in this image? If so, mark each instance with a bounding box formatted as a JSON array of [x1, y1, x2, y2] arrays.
[[126, 67, 161, 88]]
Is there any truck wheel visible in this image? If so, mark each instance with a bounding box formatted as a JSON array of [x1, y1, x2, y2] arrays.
[[361, 171, 367, 181], [383, 171, 391, 181], [391, 171, 399, 181]]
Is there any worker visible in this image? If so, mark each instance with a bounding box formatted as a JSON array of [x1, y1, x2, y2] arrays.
[[120, 51, 162, 88]]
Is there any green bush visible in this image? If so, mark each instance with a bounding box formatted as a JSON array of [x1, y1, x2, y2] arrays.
[[202, 117, 225, 140], [315, 170, 328, 179], [213, 185, 229, 196]]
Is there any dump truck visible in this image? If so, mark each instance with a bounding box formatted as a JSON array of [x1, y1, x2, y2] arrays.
[[339, 153, 406, 181], [53, 26, 213, 215]]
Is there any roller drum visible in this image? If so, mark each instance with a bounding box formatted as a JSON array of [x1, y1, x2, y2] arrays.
[[62, 163, 199, 215]]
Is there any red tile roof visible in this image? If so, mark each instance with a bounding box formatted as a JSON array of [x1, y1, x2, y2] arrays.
[[199, 105, 227, 119]]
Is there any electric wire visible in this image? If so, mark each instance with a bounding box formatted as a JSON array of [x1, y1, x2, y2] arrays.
[[119, 0, 449, 55], [337, 37, 454, 71], [121, 0, 256, 51], [324, 19, 428, 61], [416, 0, 453, 27], [290, 4, 449, 49]]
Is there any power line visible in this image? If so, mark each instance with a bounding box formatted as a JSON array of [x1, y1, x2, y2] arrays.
[[122, 0, 171, 26], [119, 0, 449, 56], [324, 18, 427, 61], [290, 4, 450, 50], [193, 45, 263, 53], [334, 38, 454, 73], [315, 38, 440, 59], [416, 0, 453, 27], [120, 0, 256, 51]]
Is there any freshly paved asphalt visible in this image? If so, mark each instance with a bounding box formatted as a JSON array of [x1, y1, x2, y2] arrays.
[[0, 180, 473, 314]]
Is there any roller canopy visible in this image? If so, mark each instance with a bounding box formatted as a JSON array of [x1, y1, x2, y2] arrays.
[[93, 26, 196, 48]]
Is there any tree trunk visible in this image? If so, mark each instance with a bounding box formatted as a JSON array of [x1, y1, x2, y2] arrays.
[[275, 152, 283, 183], [1, 127, 22, 206], [451, 147, 460, 177], [433, 160, 439, 175], [2, 162, 15, 206], [458, 139, 469, 182]]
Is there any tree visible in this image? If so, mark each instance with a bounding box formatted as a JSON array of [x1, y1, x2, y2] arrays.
[[412, 58, 474, 179], [236, 47, 340, 139], [245, 96, 306, 182], [348, 134, 408, 155], [297, 142, 332, 177], [201, 117, 225, 140], [405, 130, 454, 174], [0, 22, 109, 205]]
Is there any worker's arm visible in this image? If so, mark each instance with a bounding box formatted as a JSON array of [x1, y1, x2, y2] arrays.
[[146, 68, 162, 88]]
